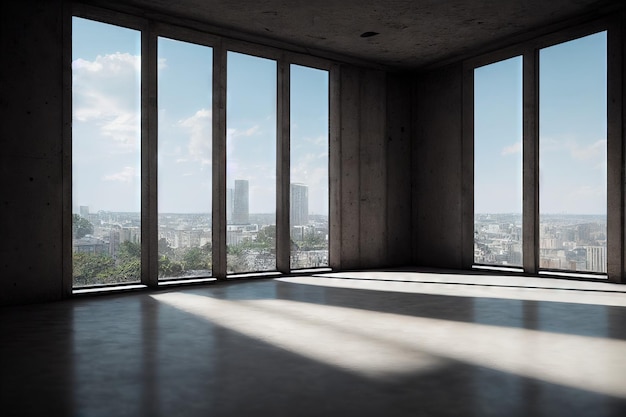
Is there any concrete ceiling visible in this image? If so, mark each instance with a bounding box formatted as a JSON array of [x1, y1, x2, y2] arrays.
[[104, 0, 620, 69]]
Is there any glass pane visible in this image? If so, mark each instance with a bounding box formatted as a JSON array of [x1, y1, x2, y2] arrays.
[[226, 52, 277, 274], [539, 32, 607, 273], [290, 65, 329, 269], [157, 37, 213, 280], [72, 17, 141, 287], [474, 56, 523, 267]]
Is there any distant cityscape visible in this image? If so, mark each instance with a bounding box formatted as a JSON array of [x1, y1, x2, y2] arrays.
[[73, 209, 607, 285], [475, 213, 607, 273], [73, 180, 329, 284]]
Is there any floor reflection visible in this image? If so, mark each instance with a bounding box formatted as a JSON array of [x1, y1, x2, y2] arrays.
[[1, 270, 625, 416], [152, 292, 626, 398]]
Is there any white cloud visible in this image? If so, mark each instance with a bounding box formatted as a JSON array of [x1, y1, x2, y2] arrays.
[[103, 166, 137, 183], [541, 183, 606, 214], [72, 53, 141, 152], [501, 141, 521, 156], [73, 53, 141, 74], [180, 109, 212, 165], [243, 125, 260, 137], [541, 136, 606, 160], [229, 125, 261, 140], [225, 124, 262, 166], [570, 184, 605, 200], [308, 135, 328, 146], [541, 136, 607, 175], [100, 112, 140, 145], [569, 139, 606, 162]]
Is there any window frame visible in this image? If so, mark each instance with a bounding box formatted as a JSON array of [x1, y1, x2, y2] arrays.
[[65, 3, 335, 294], [155, 29, 217, 282], [471, 54, 524, 270], [463, 16, 623, 282]]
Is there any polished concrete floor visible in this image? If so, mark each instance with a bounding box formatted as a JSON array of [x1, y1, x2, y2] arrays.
[[2, 269, 626, 417]]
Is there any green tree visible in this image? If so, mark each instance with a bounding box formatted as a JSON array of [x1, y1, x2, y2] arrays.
[[118, 241, 141, 260], [158, 255, 183, 278], [72, 214, 94, 238], [113, 258, 140, 281], [201, 241, 212, 254], [301, 232, 325, 250], [183, 246, 209, 270], [256, 225, 276, 249], [108, 241, 141, 282], [226, 244, 250, 273], [158, 238, 172, 256], [73, 252, 115, 285]]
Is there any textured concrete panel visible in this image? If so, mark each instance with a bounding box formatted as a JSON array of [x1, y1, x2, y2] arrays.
[[413, 64, 464, 269], [386, 73, 413, 266], [94, 0, 621, 69], [338, 66, 391, 269], [358, 69, 387, 267], [339, 66, 361, 269], [0, 0, 64, 305]]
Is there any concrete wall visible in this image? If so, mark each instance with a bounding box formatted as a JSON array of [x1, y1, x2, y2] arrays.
[[385, 74, 413, 265], [412, 64, 465, 269], [0, 0, 66, 306], [0, 2, 414, 305], [332, 66, 413, 270]]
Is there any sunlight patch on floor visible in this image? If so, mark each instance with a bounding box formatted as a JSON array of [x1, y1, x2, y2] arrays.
[[151, 292, 446, 381], [278, 275, 626, 308], [152, 292, 626, 398]]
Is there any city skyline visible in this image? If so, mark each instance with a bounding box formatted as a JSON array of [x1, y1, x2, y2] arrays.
[[72, 18, 329, 215], [76, 178, 320, 218], [474, 212, 607, 273]]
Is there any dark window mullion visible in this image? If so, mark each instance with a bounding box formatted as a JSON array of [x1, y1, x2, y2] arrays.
[[142, 21, 158, 288], [523, 48, 539, 274], [212, 42, 227, 280], [276, 59, 291, 273]]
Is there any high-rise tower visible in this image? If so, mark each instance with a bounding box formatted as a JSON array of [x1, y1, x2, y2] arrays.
[[232, 180, 249, 224], [290, 183, 309, 226]]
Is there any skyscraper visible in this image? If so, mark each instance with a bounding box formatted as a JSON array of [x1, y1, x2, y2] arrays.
[[232, 180, 249, 224], [290, 183, 308, 226], [226, 187, 233, 224], [586, 246, 607, 273]]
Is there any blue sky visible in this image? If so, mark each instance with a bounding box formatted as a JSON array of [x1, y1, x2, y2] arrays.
[[474, 31, 607, 215], [72, 17, 329, 215], [73, 18, 606, 217]]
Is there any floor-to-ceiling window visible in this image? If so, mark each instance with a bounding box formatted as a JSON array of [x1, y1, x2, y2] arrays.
[[72, 17, 142, 287], [290, 64, 329, 269], [474, 56, 523, 268], [539, 31, 607, 274], [157, 37, 213, 280], [471, 26, 610, 278], [70, 10, 331, 290], [225, 51, 277, 274]]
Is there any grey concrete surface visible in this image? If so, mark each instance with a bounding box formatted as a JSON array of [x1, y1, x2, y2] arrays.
[[413, 64, 465, 269], [84, 0, 622, 68], [0, 0, 65, 305], [2, 270, 626, 416]]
